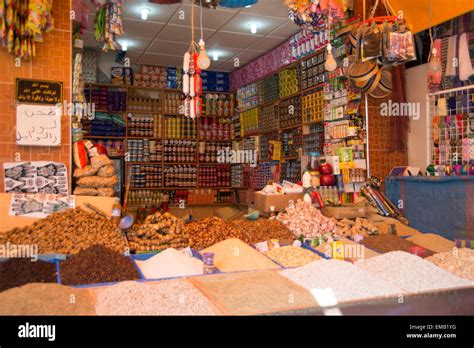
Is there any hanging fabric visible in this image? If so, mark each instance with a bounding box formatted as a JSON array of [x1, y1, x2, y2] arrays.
[[458, 32, 473, 81]]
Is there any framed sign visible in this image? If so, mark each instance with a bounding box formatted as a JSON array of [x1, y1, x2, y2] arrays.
[[16, 78, 63, 105], [16, 104, 61, 146]]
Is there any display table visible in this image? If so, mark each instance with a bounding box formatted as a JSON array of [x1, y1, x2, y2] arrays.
[[385, 176, 474, 240], [0, 193, 116, 233]]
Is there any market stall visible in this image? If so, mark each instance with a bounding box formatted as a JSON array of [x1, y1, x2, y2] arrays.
[[0, 0, 473, 320]]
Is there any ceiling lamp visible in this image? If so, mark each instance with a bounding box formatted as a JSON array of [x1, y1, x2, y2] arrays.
[[120, 41, 128, 51], [249, 23, 257, 34], [198, 39, 211, 69], [140, 8, 150, 20], [212, 51, 219, 61]]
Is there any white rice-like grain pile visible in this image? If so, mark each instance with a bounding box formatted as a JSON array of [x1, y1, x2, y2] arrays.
[[356, 251, 474, 293], [95, 280, 216, 315], [280, 259, 405, 303]]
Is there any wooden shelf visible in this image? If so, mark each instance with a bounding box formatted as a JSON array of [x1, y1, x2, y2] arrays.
[[279, 90, 300, 100], [126, 161, 163, 165], [300, 82, 326, 94], [198, 163, 232, 166], [197, 139, 233, 143], [201, 114, 233, 118], [280, 124, 302, 132], [303, 120, 324, 126], [126, 110, 162, 115], [170, 202, 235, 207], [127, 136, 162, 140], [85, 135, 126, 139], [128, 85, 164, 91], [94, 109, 126, 113], [87, 82, 128, 88], [163, 137, 198, 141]]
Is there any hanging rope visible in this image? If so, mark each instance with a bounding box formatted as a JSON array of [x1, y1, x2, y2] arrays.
[[200, 1, 204, 40], [368, 0, 380, 19]]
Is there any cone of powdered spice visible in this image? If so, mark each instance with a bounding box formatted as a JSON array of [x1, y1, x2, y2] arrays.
[[60, 245, 139, 286]]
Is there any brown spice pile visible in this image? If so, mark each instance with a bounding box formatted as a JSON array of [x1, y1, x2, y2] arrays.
[[0, 283, 96, 315], [60, 245, 139, 286], [234, 219, 294, 244], [361, 234, 435, 258], [190, 270, 317, 315], [201, 238, 280, 272], [0, 208, 126, 255], [185, 217, 249, 250], [0, 259, 57, 292], [407, 233, 455, 253]]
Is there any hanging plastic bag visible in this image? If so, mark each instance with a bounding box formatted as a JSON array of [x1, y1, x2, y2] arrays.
[[360, 23, 383, 62]]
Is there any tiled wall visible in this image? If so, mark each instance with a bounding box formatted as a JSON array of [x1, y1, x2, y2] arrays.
[[363, 95, 408, 182], [0, 1, 72, 191]]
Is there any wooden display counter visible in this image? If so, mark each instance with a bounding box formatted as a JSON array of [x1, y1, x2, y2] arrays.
[[0, 193, 116, 233]]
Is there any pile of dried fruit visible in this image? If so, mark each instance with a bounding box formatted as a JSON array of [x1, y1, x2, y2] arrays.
[[336, 218, 379, 238], [0, 208, 126, 254], [426, 248, 474, 281], [60, 245, 140, 286], [276, 200, 340, 239], [234, 219, 294, 244], [185, 217, 248, 250], [0, 259, 57, 292], [126, 212, 188, 252]]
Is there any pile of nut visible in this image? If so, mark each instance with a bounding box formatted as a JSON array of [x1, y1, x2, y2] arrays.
[[336, 218, 379, 239], [185, 217, 249, 250], [0, 208, 126, 254], [276, 200, 340, 239], [234, 219, 294, 244], [126, 212, 188, 252], [426, 248, 474, 281]]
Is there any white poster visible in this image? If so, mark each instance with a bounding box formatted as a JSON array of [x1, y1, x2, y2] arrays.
[[3, 161, 68, 194], [16, 103, 61, 146], [8, 193, 76, 218]]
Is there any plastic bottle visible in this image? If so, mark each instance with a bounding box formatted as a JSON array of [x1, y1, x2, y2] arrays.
[[111, 197, 122, 226]]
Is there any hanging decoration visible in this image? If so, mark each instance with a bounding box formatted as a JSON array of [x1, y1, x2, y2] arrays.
[[93, 0, 125, 51], [284, 0, 344, 34], [193, 0, 220, 9], [342, 0, 414, 98], [0, 0, 54, 60], [182, 2, 204, 119]]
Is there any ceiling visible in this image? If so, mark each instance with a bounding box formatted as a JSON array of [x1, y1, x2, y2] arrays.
[[82, 0, 300, 72]]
